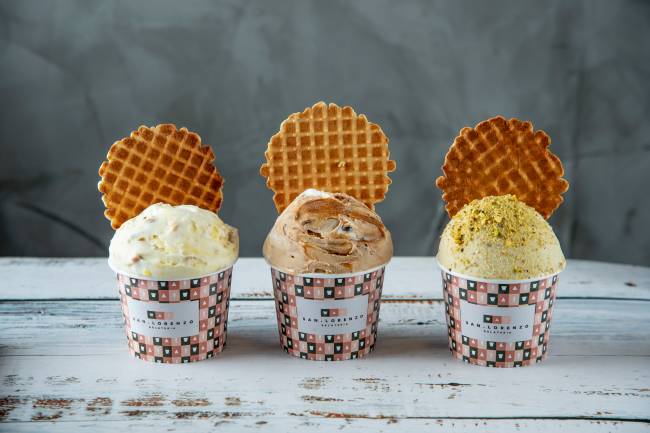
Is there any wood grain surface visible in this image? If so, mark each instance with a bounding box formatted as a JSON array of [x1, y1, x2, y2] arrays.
[[0, 258, 649, 432]]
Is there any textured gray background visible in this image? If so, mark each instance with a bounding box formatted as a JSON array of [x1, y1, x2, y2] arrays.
[[1, 0, 649, 265]]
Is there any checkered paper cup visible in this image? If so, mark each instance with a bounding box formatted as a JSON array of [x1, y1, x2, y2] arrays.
[[269, 264, 387, 361], [110, 263, 235, 364], [437, 261, 561, 368]]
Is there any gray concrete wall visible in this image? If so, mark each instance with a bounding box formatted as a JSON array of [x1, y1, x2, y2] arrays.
[[1, 0, 649, 265]]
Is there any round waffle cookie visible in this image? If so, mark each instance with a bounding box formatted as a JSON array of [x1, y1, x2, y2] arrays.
[[260, 101, 396, 213], [436, 116, 568, 219], [98, 124, 224, 229]]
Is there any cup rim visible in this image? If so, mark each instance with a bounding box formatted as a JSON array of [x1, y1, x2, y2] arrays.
[[108, 258, 237, 281], [435, 258, 562, 284], [265, 259, 390, 278]]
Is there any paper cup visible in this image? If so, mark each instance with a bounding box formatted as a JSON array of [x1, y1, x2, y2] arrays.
[[112, 265, 234, 363], [269, 264, 387, 361], [438, 262, 560, 368]]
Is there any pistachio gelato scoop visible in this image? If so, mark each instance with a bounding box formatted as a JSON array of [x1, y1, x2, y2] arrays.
[[436, 195, 565, 279], [109, 203, 239, 279]]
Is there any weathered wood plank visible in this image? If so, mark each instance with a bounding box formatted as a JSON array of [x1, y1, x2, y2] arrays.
[[0, 418, 648, 433], [0, 299, 648, 427], [1, 418, 648, 433], [0, 299, 648, 357], [0, 258, 649, 300]]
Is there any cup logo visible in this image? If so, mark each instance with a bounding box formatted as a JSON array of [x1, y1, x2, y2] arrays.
[[147, 310, 174, 320], [297, 296, 367, 334], [320, 308, 347, 317], [483, 314, 511, 324]]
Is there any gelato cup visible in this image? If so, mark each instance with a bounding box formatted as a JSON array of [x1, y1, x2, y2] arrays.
[[438, 261, 560, 367], [435, 195, 565, 367], [112, 264, 234, 363], [269, 264, 387, 361], [107, 203, 239, 363], [262, 189, 393, 361]]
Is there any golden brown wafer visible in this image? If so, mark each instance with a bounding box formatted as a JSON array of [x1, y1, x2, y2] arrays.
[[436, 116, 568, 219], [260, 101, 396, 213], [98, 124, 224, 229]]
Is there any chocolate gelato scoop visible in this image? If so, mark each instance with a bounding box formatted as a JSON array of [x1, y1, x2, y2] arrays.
[[263, 189, 392, 274]]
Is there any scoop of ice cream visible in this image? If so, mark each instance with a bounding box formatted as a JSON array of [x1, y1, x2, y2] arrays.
[[263, 189, 392, 274], [109, 203, 238, 279], [436, 195, 565, 279]]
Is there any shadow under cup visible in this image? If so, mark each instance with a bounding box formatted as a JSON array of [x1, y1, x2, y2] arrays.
[[113, 265, 234, 363], [439, 263, 561, 368], [269, 265, 387, 361]]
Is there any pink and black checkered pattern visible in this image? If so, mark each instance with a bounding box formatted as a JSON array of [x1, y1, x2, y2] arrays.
[[442, 271, 559, 368], [271, 267, 385, 361], [116, 267, 233, 363]]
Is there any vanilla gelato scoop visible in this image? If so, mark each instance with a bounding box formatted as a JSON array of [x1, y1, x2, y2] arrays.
[[263, 189, 392, 274], [436, 195, 565, 279], [109, 203, 238, 279]]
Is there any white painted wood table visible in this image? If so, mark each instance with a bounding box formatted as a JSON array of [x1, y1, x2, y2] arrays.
[[0, 257, 649, 432]]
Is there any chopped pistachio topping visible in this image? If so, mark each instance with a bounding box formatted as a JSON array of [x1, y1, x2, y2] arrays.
[[450, 195, 545, 250]]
